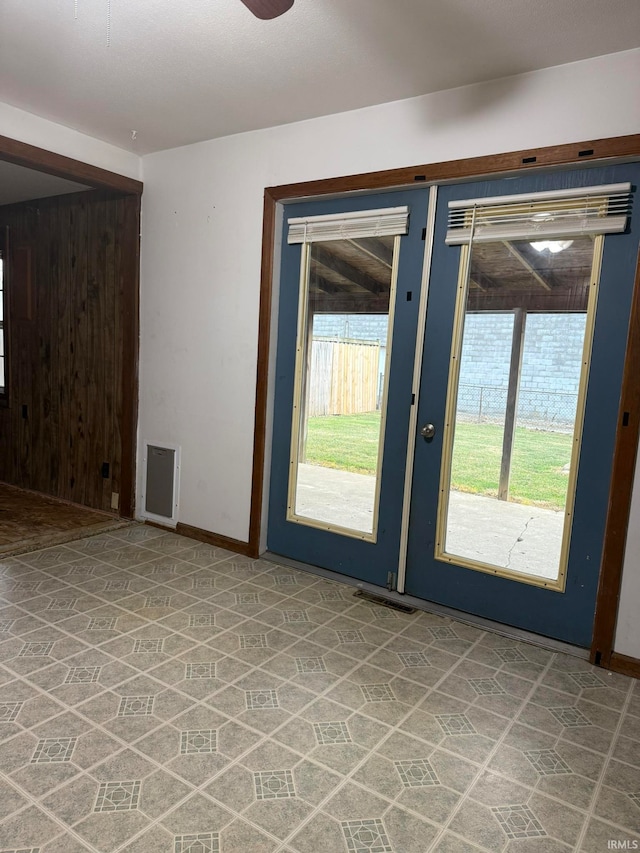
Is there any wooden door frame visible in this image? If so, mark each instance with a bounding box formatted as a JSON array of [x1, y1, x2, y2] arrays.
[[0, 134, 143, 519], [250, 134, 640, 672]]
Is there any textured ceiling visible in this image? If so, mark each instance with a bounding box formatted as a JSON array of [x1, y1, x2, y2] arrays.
[[1, 0, 639, 155]]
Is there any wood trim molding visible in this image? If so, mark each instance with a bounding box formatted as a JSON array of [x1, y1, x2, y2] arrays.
[[0, 134, 143, 196], [249, 134, 640, 673], [608, 652, 640, 680], [0, 227, 9, 408], [176, 522, 257, 558], [249, 194, 277, 552], [591, 248, 640, 668], [266, 135, 640, 202], [119, 195, 141, 519]]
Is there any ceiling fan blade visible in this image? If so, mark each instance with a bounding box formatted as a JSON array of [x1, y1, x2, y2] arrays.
[[239, 0, 294, 19]]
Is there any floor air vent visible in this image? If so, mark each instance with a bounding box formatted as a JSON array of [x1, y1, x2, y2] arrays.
[[353, 590, 416, 614]]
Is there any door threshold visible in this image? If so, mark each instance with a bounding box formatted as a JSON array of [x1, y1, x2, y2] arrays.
[[263, 551, 589, 660]]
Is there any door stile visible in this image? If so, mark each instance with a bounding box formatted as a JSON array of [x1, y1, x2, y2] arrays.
[[397, 185, 438, 593]]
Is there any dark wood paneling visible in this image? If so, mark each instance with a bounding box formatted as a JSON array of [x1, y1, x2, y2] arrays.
[[0, 191, 138, 515]]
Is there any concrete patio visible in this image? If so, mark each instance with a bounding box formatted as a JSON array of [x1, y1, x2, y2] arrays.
[[295, 464, 565, 581]]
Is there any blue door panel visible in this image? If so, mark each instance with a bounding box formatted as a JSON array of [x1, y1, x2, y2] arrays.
[[268, 188, 431, 586], [404, 163, 640, 647]]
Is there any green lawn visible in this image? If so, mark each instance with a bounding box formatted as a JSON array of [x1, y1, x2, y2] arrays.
[[304, 413, 573, 510], [304, 413, 383, 475], [450, 421, 572, 509]]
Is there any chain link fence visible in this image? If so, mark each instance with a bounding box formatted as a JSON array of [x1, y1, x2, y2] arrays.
[[457, 384, 578, 432]]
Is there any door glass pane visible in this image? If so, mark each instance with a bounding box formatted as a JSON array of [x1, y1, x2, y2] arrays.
[[289, 236, 397, 537], [439, 235, 599, 583]]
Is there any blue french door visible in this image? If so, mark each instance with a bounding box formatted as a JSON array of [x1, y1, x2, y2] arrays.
[[268, 188, 431, 587], [268, 163, 638, 648], [404, 163, 640, 647]]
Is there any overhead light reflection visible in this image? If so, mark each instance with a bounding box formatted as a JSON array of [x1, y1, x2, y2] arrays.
[[530, 240, 574, 253]]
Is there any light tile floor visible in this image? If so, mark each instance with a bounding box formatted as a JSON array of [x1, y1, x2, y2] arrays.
[[0, 524, 638, 853]]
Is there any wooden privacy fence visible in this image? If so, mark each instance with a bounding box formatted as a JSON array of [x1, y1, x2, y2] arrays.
[[307, 337, 380, 416]]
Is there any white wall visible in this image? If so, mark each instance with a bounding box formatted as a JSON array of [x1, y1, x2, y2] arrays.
[[616, 470, 640, 658], [0, 101, 141, 180], [138, 48, 640, 648]]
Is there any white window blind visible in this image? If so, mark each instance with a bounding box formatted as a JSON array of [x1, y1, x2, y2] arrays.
[[288, 206, 409, 244], [446, 183, 632, 245]]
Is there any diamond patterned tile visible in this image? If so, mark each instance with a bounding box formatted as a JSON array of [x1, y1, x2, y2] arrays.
[[254, 769, 295, 799], [361, 684, 396, 703], [320, 590, 344, 602], [189, 615, 214, 628], [283, 610, 309, 624], [341, 819, 392, 852], [494, 647, 527, 662], [568, 671, 607, 689], [133, 639, 165, 653], [145, 596, 171, 608], [31, 737, 77, 763], [46, 598, 77, 611], [246, 690, 279, 710], [314, 721, 351, 745], [397, 651, 430, 668], [428, 626, 456, 639], [118, 696, 155, 716], [369, 607, 398, 620], [0, 701, 23, 722], [240, 634, 268, 649], [524, 748, 572, 775], [491, 804, 546, 839], [194, 578, 215, 589], [185, 662, 216, 679], [395, 758, 439, 787], [274, 575, 298, 587], [469, 678, 505, 695], [174, 833, 220, 853], [436, 714, 476, 735], [65, 666, 101, 684], [19, 642, 54, 657], [548, 706, 592, 727], [337, 630, 365, 644], [87, 617, 118, 630], [180, 730, 217, 754], [105, 579, 130, 591], [1, 525, 638, 853], [296, 657, 327, 674], [94, 780, 141, 811]]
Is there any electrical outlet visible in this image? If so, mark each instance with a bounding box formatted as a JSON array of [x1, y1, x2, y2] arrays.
[[111, 492, 120, 511]]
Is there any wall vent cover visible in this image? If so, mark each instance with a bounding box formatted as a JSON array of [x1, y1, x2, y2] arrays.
[[142, 442, 180, 525]]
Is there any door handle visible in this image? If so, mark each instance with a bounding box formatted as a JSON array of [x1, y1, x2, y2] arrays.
[[420, 423, 436, 440]]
